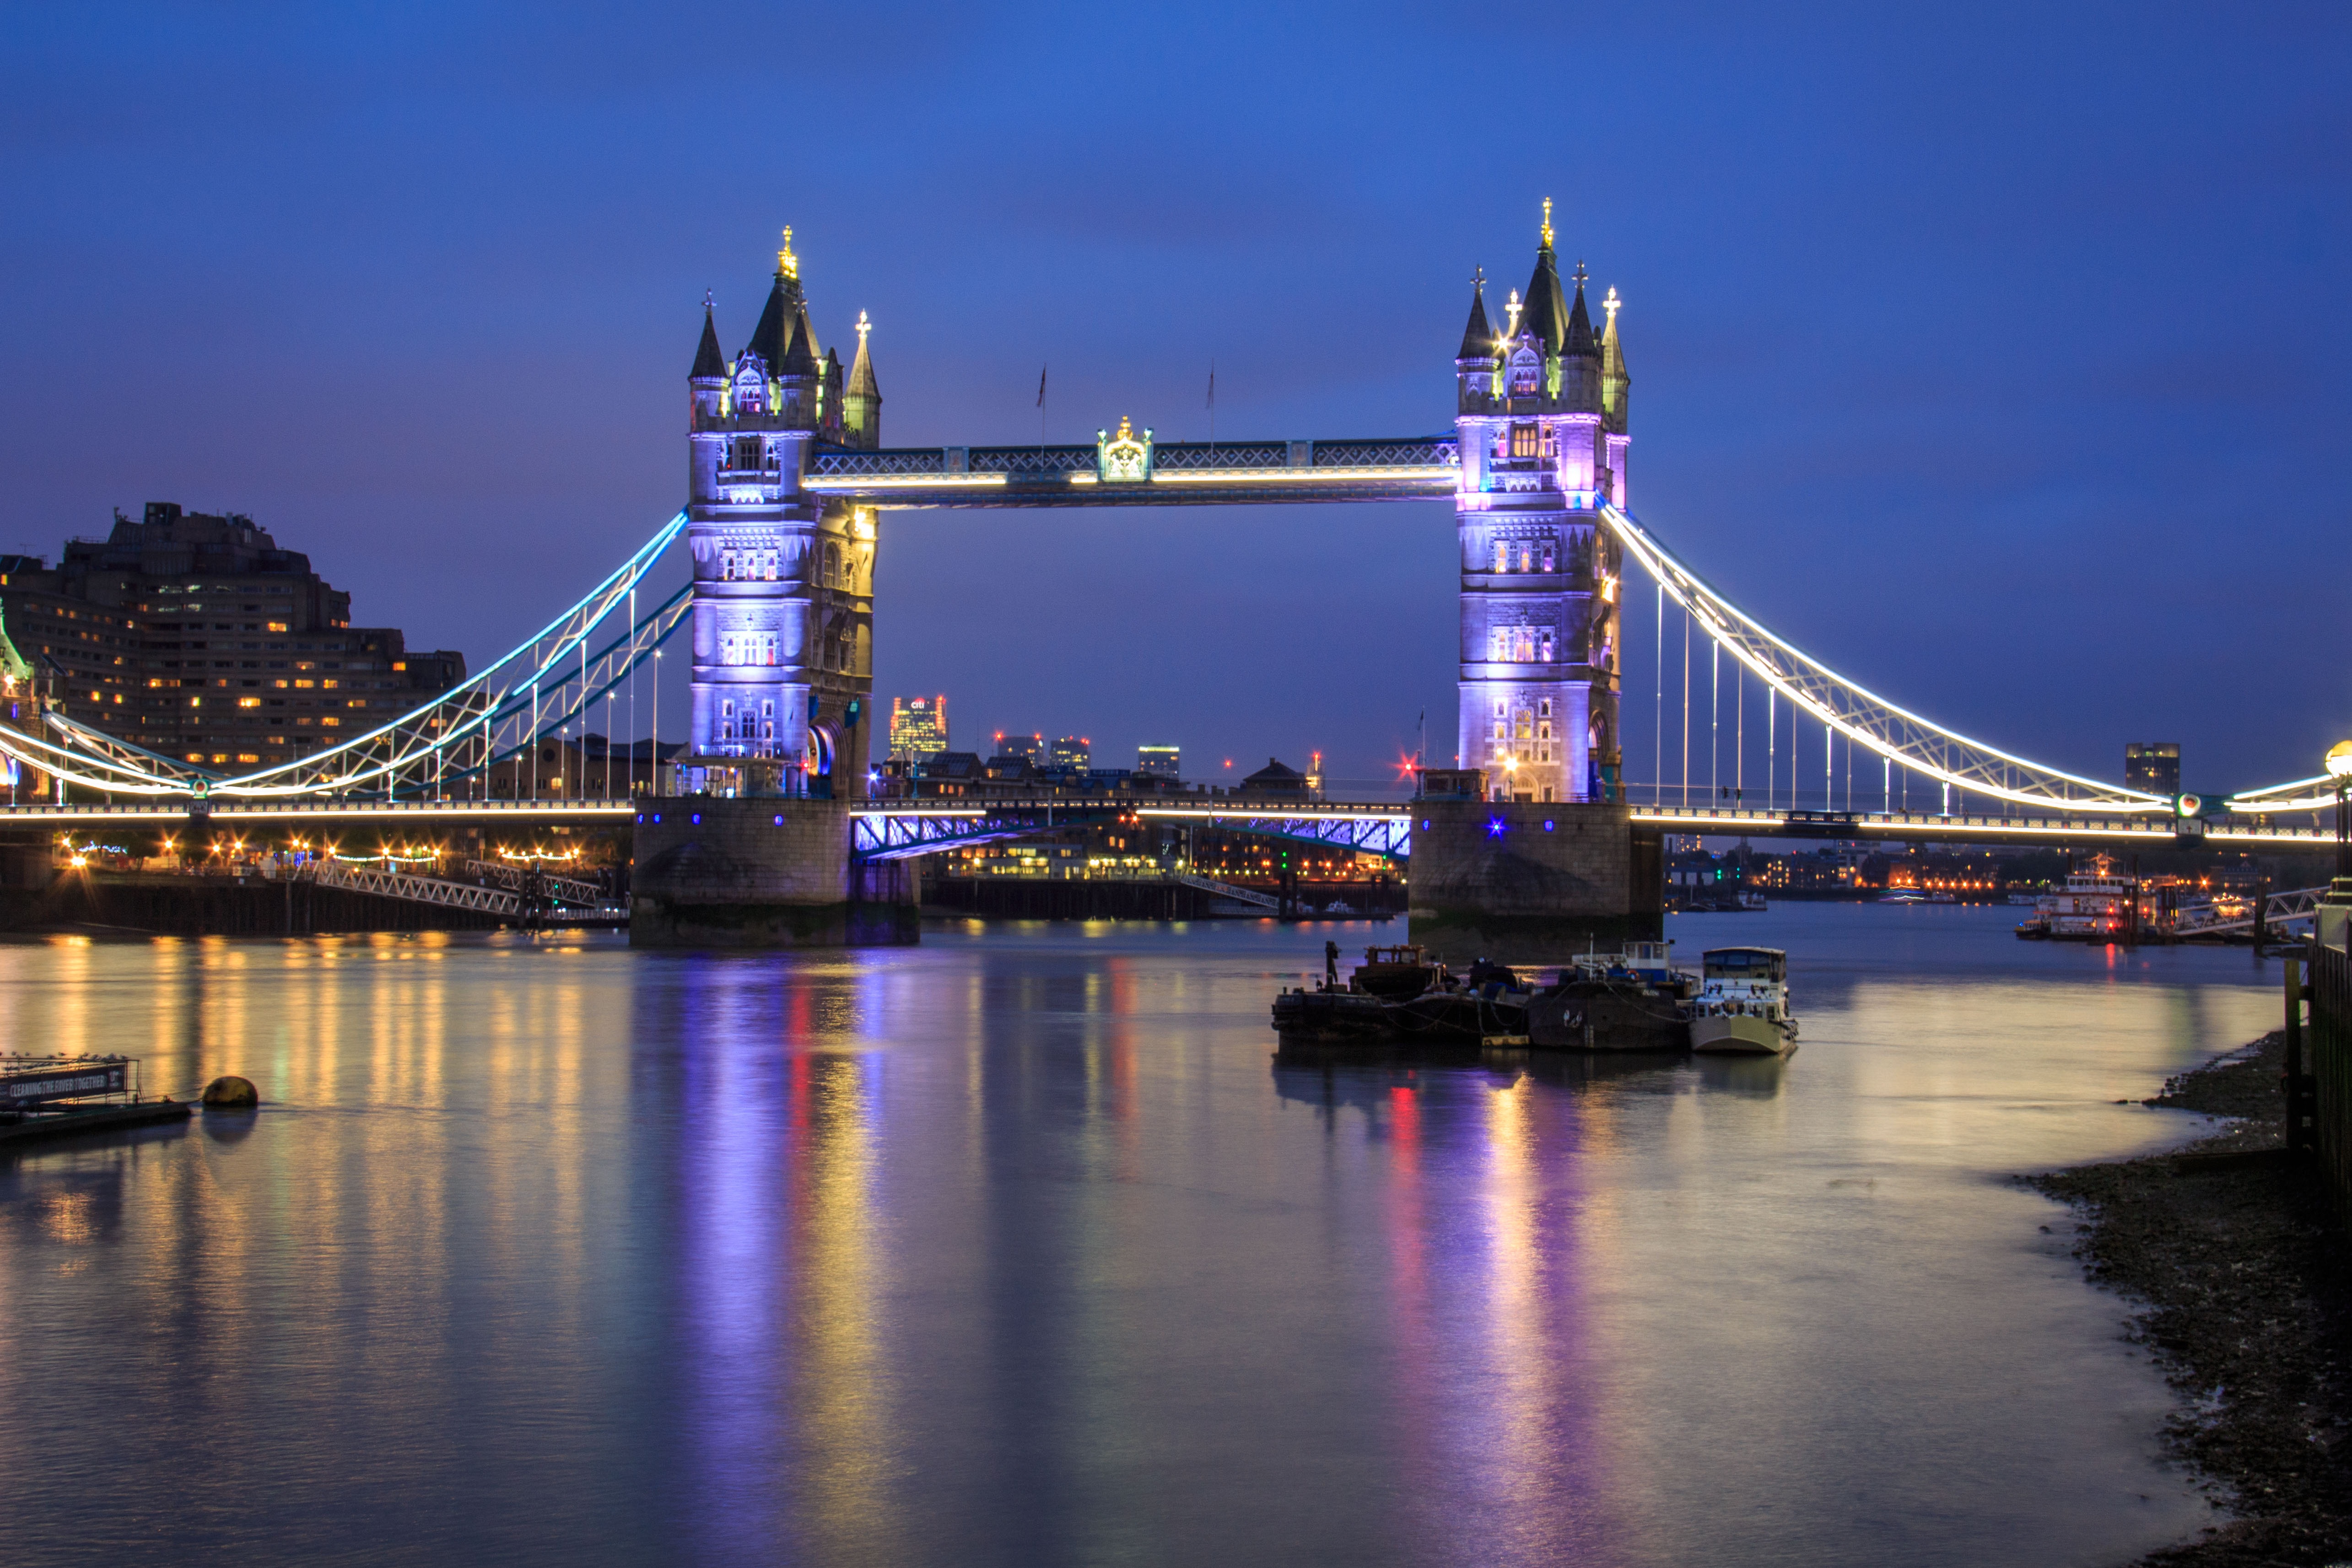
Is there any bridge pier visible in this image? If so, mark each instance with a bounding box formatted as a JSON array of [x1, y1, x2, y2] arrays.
[[1407, 798, 1662, 965], [629, 797, 917, 948]]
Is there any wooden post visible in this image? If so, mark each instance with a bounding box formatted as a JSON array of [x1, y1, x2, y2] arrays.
[[2286, 950, 2306, 1152]]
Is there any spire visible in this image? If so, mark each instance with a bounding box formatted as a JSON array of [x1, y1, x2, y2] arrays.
[[690, 294, 726, 381], [1601, 286, 1630, 429], [781, 300, 820, 377], [1564, 259, 1597, 358], [847, 310, 880, 398], [744, 272, 793, 377], [1456, 269, 1495, 361]]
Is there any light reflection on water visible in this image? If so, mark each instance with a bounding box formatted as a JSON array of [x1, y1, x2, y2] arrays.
[[0, 906, 2282, 1566]]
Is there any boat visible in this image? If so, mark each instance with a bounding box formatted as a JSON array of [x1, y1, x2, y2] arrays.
[[2039, 856, 2137, 942], [1390, 958, 1532, 1043], [1527, 940, 1694, 1051], [1687, 947, 1798, 1056], [1269, 986, 1396, 1042], [1878, 891, 1925, 904], [1349, 943, 1441, 999]]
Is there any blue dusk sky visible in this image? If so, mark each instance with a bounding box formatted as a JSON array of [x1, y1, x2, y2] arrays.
[[1, 3, 2345, 796]]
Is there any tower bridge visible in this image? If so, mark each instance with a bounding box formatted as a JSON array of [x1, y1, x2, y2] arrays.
[[0, 208, 2338, 950]]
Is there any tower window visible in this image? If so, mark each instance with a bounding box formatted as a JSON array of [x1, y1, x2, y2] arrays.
[[1493, 538, 1508, 573], [731, 437, 764, 469], [1541, 541, 1556, 572], [1510, 424, 1539, 458], [1538, 699, 1553, 719]]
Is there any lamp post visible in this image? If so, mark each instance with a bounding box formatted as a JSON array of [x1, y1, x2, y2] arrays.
[[2328, 741, 2352, 883]]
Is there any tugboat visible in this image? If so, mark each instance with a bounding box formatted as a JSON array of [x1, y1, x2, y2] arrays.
[[1687, 947, 1798, 1056], [1270, 942, 1438, 1042]]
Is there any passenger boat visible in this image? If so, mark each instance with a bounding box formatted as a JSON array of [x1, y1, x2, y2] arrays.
[[2038, 857, 2137, 942], [1687, 947, 1798, 1056]]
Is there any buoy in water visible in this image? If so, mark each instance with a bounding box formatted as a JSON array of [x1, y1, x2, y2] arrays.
[[200, 1076, 259, 1108]]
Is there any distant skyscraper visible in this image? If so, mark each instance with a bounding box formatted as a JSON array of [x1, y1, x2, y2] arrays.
[[1049, 735, 1090, 771], [888, 695, 948, 760], [1137, 744, 1180, 780], [993, 730, 1042, 763], [2125, 742, 2180, 796]]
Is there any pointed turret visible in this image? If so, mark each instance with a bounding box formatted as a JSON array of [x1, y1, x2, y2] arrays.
[[689, 294, 729, 429], [1519, 198, 1571, 354], [781, 301, 820, 378], [741, 226, 806, 379], [1564, 262, 1597, 359], [1600, 286, 1630, 433], [743, 275, 793, 380], [691, 299, 727, 381], [844, 310, 882, 448], [1456, 272, 1496, 361]]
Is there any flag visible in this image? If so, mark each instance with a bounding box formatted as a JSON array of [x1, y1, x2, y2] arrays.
[[1036, 364, 1047, 407], [1206, 363, 1214, 410]]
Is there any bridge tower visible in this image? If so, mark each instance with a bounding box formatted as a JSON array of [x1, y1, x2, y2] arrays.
[[1451, 201, 1627, 804], [683, 229, 882, 796]]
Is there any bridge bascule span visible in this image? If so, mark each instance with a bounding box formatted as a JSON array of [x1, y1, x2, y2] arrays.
[[0, 211, 2336, 945]]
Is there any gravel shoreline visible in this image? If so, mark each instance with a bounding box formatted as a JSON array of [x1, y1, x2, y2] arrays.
[[2028, 1031, 2352, 1564]]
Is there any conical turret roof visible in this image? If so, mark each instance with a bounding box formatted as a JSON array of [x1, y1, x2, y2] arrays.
[[1457, 275, 1495, 361], [1520, 244, 1571, 355], [848, 316, 880, 398], [690, 302, 727, 380], [743, 273, 796, 376], [1565, 269, 1597, 359], [780, 301, 820, 377]]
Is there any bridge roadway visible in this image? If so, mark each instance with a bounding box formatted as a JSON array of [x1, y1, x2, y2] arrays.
[[0, 797, 2336, 854], [803, 436, 1457, 508]]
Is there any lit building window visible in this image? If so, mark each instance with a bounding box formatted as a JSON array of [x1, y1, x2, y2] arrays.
[[1511, 423, 1538, 458]]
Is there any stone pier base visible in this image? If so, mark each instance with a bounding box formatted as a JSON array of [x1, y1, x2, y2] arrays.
[[1406, 799, 1662, 965], [629, 797, 917, 949]]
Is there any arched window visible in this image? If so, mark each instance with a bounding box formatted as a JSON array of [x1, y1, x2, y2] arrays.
[[763, 551, 778, 582], [823, 542, 841, 587], [1538, 630, 1554, 663], [1541, 540, 1557, 572], [1519, 544, 1533, 573], [1493, 538, 1508, 573], [1487, 628, 1503, 661], [1510, 423, 1539, 458]]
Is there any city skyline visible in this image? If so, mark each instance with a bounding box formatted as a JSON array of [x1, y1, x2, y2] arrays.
[[1, 7, 2345, 793]]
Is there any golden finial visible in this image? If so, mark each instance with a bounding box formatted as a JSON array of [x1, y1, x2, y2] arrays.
[[1603, 286, 1621, 326], [1540, 198, 1554, 249], [777, 225, 798, 280], [855, 309, 871, 345]]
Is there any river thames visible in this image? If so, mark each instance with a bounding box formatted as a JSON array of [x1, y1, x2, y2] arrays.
[[0, 905, 2282, 1566]]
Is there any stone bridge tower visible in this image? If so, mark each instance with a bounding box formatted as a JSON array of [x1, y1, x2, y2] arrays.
[[1451, 201, 1628, 803], [683, 229, 884, 796]]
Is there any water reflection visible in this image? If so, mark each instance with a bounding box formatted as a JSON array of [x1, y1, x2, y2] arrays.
[[0, 911, 2286, 1567]]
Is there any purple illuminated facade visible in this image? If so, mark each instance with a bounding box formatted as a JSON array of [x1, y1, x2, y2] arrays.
[[684, 232, 883, 795], [1453, 205, 1629, 803]]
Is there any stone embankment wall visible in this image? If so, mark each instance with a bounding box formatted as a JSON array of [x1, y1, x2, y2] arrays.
[[630, 797, 916, 948], [1407, 799, 1662, 963]]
